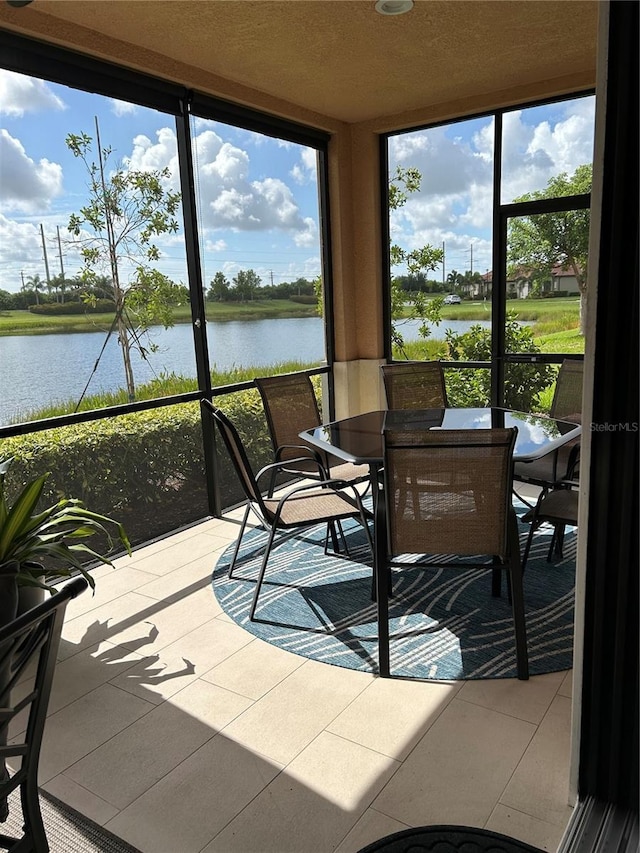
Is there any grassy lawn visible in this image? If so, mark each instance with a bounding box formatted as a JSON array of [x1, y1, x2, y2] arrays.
[[0, 299, 319, 336], [400, 295, 580, 321]]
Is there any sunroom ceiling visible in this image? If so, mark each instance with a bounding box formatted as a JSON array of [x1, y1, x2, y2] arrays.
[[0, 0, 599, 124]]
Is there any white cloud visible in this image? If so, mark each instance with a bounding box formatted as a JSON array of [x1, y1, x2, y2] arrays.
[[0, 130, 63, 212], [0, 213, 41, 269], [126, 127, 178, 175], [0, 70, 66, 117], [121, 126, 315, 240], [206, 238, 227, 252], [501, 103, 595, 200], [290, 146, 317, 185], [388, 97, 594, 274], [293, 217, 317, 247], [110, 98, 138, 117]]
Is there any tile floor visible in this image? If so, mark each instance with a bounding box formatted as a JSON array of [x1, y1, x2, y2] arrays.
[[25, 502, 575, 853]]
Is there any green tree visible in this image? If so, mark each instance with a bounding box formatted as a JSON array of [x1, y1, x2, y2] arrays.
[[508, 164, 591, 334], [389, 166, 444, 352], [24, 273, 45, 306], [232, 269, 261, 302], [0, 289, 15, 311], [444, 315, 554, 410], [66, 122, 186, 401], [208, 271, 230, 302]]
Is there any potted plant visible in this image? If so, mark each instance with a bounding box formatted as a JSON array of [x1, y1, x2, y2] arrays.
[[0, 456, 131, 627]]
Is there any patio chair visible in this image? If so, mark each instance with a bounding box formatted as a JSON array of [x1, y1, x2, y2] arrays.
[[521, 478, 579, 571], [381, 360, 448, 410], [0, 576, 88, 853], [201, 399, 373, 620], [254, 373, 370, 494], [513, 358, 583, 501], [375, 425, 528, 680]]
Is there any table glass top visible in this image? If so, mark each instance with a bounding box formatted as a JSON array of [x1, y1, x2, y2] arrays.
[[302, 408, 581, 464]]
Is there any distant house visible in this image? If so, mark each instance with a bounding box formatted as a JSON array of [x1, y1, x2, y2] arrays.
[[550, 264, 580, 294], [506, 265, 581, 298]]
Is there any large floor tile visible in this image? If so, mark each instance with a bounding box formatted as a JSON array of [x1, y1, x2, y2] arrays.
[[58, 591, 162, 658], [62, 565, 159, 618], [457, 671, 566, 725], [327, 676, 460, 760], [168, 677, 254, 728], [133, 551, 222, 604], [35, 683, 154, 784], [558, 669, 573, 698], [64, 697, 219, 809], [105, 734, 282, 853], [221, 658, 372, 765], [108, 614, 255, 703], [372, 697, 536, 828], [128, 531, 231, 577], [47, 639, 144, 714], [42, 774, 120, 827], [486, 803, 570, 852], [333, 809, 409, 853], [500, 694, 574, 826], [202, 635, 306, 699], [63, 586, 219, 656], [202, 731, 399, 853]]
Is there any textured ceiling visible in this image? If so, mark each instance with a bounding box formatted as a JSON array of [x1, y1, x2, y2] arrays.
[[1, 0, 599, 124]]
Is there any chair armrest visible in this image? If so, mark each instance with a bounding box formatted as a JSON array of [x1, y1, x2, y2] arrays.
[[275, 444, 328, 476], [270, 477, 369, 517], [255, 456, 326, 483]]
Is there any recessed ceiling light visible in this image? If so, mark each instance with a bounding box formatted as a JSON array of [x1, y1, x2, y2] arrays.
[[375, 0, 414, 16]]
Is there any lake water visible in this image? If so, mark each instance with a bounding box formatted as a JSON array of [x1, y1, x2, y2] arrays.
[[0, 316, 492, 425]]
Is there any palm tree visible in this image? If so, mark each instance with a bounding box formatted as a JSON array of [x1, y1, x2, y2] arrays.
[[24, 274, 45, 306]]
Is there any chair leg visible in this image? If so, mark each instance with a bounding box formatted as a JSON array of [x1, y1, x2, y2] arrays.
[[491, 558, 502, 597], [521, 489, 548, 573], [248, 523, 281, 621], [508, 511, 529, 680], [375, 501, 391, 677], [228, 503, 252, 578]]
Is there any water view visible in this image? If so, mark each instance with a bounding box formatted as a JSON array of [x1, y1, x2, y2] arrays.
[[0, 316, 491, 425]]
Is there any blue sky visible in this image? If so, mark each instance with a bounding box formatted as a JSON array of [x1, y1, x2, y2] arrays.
[[388, 95, 595, 280], [0, 68, 595, 294]]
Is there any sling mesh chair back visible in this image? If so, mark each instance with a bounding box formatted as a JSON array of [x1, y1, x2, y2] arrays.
[[381, 361, 448, 411], [254, 373, 369, 490], [375, 425, 528, 680], [521, 477, 579, 571], [202, 399, 372, 621], [0, 576, 88, 853], [513, 358, 583, 495]]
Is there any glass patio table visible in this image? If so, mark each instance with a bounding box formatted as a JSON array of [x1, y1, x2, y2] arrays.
[[301, 407, 582, 477]]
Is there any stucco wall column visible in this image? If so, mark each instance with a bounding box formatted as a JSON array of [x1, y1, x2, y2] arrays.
[[327, 124, 386, 418]]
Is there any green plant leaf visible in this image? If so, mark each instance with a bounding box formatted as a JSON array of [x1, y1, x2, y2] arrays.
[[0, 472, 48, 562]]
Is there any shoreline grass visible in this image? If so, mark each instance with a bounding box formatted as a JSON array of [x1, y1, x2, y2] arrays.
[[0, 300, 319, 336], [12, 360, 323, 422]]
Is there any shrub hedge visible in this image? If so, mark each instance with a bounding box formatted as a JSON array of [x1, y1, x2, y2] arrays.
[[1, 387, 274, 548], [29, 300, 115, 316]]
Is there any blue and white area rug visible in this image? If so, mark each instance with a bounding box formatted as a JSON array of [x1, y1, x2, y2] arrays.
[[212, 505, 576, 680]]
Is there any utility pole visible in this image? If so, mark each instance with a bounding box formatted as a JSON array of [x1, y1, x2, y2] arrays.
[[269, 270, 274, 287], [470, 243, 473, 276], [57, 225, 66, 303], [40, 223, 51, 296]]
